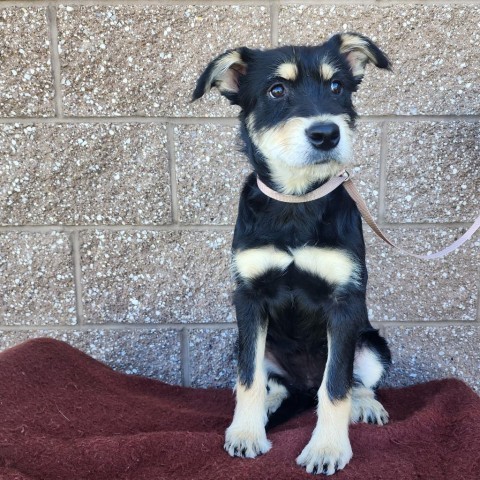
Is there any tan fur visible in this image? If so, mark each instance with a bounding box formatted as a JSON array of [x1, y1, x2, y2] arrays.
[[225, 329, 271, 458], [275, 62, 298, 81], [292, 247, 360, 286], [235, 245, 360, 287], [319, 62, 336, 80], [268, 160, 341, 195], [265, 378, 289, 416], [339, 34, 376, 77], [233, 245, 359, 286], [207, 51, 246, 94], [246, 113, 354, 194], [350, 385, 389, 425], [298, 386, 352, 474], [234, 246, 293, 280], [297, 333, 353, 474]]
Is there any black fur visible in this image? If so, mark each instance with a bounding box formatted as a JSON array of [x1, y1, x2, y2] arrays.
[[233, 175, 370, 397], [194, 32, 393, 466]]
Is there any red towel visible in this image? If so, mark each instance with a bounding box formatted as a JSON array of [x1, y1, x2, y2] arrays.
[[0, 338, 478, 480]]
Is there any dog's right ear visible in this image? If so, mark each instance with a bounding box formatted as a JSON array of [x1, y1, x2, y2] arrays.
[[192, 48, 249, 104]]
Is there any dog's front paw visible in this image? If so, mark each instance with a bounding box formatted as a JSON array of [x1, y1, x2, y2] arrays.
[[296, 436, 352, 475], [224, 423, 271, 458]]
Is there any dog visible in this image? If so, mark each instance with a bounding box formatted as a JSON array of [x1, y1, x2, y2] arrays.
[[193, 32, 393, 476]]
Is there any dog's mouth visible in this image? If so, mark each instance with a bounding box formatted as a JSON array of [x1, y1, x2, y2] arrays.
[[247, 114, 354, 170], [245, 114, 354, 194], [306, 148, 344, 166]]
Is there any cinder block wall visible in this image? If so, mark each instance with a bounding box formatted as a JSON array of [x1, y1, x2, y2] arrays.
[[0, 1, 478, 390]]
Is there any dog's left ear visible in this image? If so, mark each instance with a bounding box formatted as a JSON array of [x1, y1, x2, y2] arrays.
[[192, 48, 251, 104], [332, 32, 391, 83]]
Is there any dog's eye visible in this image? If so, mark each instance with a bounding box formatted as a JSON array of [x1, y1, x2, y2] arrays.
[[269, 84, 286, 99], [330, 80, 343, 95]]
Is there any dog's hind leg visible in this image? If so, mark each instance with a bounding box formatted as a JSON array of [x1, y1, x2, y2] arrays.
[[354, 329, 391, 389], [265, 378, 318, 431], [350, 385, 389, 425], [265, 376, 289, 417], [224, 297, 271, 458], [350, 329, 391, 425]]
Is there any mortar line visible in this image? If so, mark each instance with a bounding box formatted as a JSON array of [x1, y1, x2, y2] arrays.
[[270, 0, 279, 48], [46, 6, 63, 118], [0, 320, 477, 332], [373, 221, 478, 230], [71, 231, 84, 325], [0, 224, 235, 233], [166, 124, 180, 224], [375, 325, 386, 337], [3, 0, 480, 7], [476, 282, 480, 323], [0, 0, 341, 7], [358, 115, 480, 123], [0, 115, 478, 125], [0, 116, 240, 125], [0, 323, 238, 332], [372, 320, 479, 329], [279, 0, 480, 4], [180, 328, 191, 387], [0, 221, 476, 234], [378, 121, 389, 222], [0, 1, 276, 6]]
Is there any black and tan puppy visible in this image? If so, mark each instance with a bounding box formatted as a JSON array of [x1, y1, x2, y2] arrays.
[[193, 33, 392, 476]]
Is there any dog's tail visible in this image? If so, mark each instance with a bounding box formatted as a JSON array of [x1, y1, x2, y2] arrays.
[[265, 386, 317, 431]]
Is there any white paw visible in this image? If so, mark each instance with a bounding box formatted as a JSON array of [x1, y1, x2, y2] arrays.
[[265, 380, 289, 416], [224, 423, 271, 458], [296, 436, 352, 475], [350, 387, 389, 425]]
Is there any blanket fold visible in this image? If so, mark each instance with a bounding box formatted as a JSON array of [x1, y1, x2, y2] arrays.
[[0, 338, 478, 479]]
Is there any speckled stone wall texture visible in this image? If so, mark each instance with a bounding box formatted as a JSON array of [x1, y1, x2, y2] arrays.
[[0, 2, 478, 393]]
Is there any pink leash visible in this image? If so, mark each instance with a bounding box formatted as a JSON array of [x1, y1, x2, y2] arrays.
[[256, 171, 480, 260]]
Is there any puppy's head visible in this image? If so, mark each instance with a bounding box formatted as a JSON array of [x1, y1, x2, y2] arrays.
[[193, 33, 391, 194]]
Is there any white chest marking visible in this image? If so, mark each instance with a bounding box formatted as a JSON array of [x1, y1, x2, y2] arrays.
[[291, 246, 359, 286], [234, 246, 293, 280], [234, 245, 358, 286]]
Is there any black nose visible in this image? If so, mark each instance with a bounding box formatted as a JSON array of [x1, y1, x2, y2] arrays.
[[306, 122, 340, 150]]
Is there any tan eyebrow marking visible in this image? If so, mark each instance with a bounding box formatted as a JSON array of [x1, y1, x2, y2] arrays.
[[319, 62, 336, 80], [275, 62, 298, 81]]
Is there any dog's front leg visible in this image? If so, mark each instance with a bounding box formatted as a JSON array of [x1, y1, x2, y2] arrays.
[[224, 297, 271, 458], [297, 306, 358, 475]]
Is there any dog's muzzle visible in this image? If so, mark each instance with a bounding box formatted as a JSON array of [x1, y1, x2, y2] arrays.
[[305, 122, 340, 151]]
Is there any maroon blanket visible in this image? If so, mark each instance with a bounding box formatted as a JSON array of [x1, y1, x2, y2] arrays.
[[0, 338, 478, 480]]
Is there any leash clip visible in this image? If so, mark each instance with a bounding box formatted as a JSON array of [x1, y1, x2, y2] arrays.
[[339, 170, 350, 181]]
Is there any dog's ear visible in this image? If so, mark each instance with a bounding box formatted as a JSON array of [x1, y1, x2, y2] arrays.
[[332, 32, 391, 83], [192, 48, 250, 104]]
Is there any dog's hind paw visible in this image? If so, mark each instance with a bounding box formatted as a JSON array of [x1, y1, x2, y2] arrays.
[[350, 386, 389, 425], [224, 425, 271, 458], [296, 438, 352, 476]]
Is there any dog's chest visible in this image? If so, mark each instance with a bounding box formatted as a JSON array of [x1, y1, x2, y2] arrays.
[[233, 245, 359, 288]]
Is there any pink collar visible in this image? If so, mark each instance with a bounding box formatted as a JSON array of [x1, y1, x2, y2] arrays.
[[255, 170, 480, 260], [256, 170, 350, 203]]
